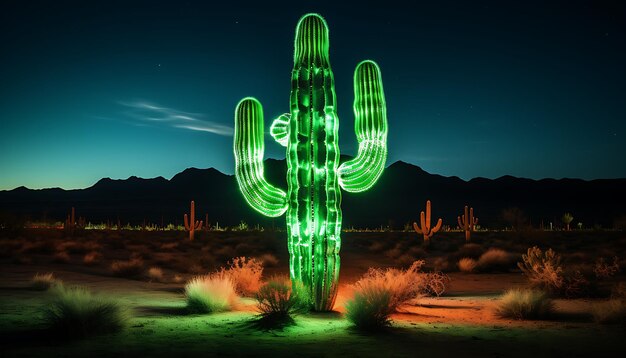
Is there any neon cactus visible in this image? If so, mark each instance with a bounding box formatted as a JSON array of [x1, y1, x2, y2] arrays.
[[458, 205, 478, 242], [413, 200, 442, 246], [184, 200, 203, 240], [233, 13, 388, 311]]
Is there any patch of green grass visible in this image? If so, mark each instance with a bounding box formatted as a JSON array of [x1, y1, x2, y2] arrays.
[[185, 273, 238, 313], [42, 284, 129, 338]]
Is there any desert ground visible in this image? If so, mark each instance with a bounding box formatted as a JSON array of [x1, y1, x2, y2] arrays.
[[1, 228, 625, 357]]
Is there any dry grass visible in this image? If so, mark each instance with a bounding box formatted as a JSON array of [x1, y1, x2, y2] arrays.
[[458, 258, 477, 273], [42, 284, 129, 338], [345, 261, 425, 329], [496, 288, 553, 320], [223, 257, 263, 296], [256, 276, 309, 318], [419, 271, 450, 297], [147, 267, 164, 282], [111, 258, 144, 277], [258, 253, 279, 268], [185, 272, 238, 313], [591, 299, 626, 324], [477, 248, 512, 272], [31, 272, 58, 291]]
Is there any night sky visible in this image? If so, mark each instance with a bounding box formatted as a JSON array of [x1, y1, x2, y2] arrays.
[[1, 0, 624, 190]]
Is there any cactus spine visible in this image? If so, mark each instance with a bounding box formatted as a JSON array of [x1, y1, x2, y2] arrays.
[[458, 206, 478, 242], [413, 200, 442, 246], [184, 200, 203, 240], [233, 14, 388, 311]]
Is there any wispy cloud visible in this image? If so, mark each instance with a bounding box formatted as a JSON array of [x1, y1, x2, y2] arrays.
[[118, 101, 233, 136]]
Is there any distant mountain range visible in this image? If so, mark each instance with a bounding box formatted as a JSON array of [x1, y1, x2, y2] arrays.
[[1, 158, 625, 229]]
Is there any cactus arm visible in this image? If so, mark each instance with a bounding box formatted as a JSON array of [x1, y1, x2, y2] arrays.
[[184, 214, 189, 230], [457, 216, 464, 229], [338, 60, 388, 193], [270, 113, 290, 147], [234, 98, 288, 217], [413, 221, 423, 234], [432, 218, 443, 233], [420, 211, 428, 233]]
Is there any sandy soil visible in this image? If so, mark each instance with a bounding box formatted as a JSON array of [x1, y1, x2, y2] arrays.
[[0, 229, 625, 357]]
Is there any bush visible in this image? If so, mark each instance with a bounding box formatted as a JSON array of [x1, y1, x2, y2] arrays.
[[458, 258, 477, 273], [223, 257, 263, 296], [147, 267, 164, 282], [477, 248, 512, 272], [345, 261, 425, 329], [53, 251, 71, 264], [185, 272, 238, 313], [419, 271, 450, 297], [594, 257, 620, 279], [591, 300, 626, 324], [42, 284, 129, 338], [518, 246, 564, 293], [496, 288, 553, 320], [111, 258, 144, 277], [31, 272, 58, 291], [256, 276, 310, 318]]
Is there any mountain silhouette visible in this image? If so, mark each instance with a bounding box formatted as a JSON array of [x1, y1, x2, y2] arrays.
[[1, 159, 625, 229]]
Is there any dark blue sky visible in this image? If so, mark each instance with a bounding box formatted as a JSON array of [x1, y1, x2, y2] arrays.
[[1, 0, 624, 190]]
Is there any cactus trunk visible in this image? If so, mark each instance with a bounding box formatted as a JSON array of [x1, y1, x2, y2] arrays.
[[234, 13, 388, 311]]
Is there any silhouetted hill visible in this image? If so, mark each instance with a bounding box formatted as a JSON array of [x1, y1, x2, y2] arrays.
[[1, 159, 625, 229]]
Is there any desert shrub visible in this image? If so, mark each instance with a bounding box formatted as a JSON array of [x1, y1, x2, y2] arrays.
[[496, 288, 553, 320], [562, 270, 591, 298], [223, 257, 263, 296], [594, 257, 620, 279], [185, 272, 238, 313], [173, 274, 184, 283], [31, 272, 58, 291], [111, 258, 144, 277], [83, 251, 101, 265], [256, 276, 310, 317], [345, 284, 392, 330], [477, 248, 512, 272], [591, 300, 626, 324], [345, 261, 425, 329], [147, 267, 164, 282], [52, 250, 71, 264], [42, 284, 129, 338], [419, 271, 450, 297], [458, 258, 477, 273], [518, 246, 564, 293], [457, 243, 484, 259]]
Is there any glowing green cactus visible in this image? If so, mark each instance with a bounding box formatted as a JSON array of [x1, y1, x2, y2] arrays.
[[234, 13, 388, 311]]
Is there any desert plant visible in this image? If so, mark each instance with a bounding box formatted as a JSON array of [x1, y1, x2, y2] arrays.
[[223, 257, 263, 296], [147, 267, 164, 282], [184, 200, 203, 241], [477, 248, 512, 272], [53, 251, 71, 264], [185, 272, 238, 313], [594, 257, 620, 279], [458, 258, 477, 273], [590, 299, 626, 324], [111, 258, 144, 277], [256, 276, 310, 318], [517, 246, 564, 293], [496, 288, 553, 320], [345, 261, 426, 329], [233, 14, 389, 311], [31, 272, 58, 291], [457, 206, 478, 242], [562, 212, 574, 231], [42, 284, 129, 338], [412, 200, 443, 246], [419, 271, 450, 297], [345, 283, 393, 330]]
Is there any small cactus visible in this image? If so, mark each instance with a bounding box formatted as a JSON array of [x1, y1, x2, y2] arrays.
[[457, 206, 478, 242], [413, 200, 442, 246], [184, 200, 203, 240]]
